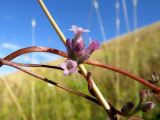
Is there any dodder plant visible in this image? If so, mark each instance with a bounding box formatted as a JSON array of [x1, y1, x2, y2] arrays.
[[0, 0, 159, 119]]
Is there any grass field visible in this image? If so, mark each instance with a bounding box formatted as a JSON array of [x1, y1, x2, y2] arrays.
[[0, 22, 160, 120]]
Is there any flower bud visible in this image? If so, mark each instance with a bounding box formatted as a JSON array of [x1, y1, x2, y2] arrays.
[[121, 101, 134, 115], [139, 90, 149, 101], [66, 25, 100, 64], [149, 72, 159, 84], [141, 101, 155, 112]]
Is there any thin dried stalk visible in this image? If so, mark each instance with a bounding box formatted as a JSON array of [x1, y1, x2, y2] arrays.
[[37, 1, 114, 119]]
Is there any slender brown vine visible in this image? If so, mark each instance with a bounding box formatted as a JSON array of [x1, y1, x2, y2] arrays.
[[1, 46, 160, 93]]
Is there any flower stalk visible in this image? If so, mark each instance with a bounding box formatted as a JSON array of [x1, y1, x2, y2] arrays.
[[38, 0, 113, 118]]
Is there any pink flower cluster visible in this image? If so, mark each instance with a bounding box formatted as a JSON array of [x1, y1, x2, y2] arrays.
[[60, 25, 100, 76]]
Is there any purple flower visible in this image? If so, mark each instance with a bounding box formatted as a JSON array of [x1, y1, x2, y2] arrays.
[[69, 25, 89, 40], [66, 39, 74, 59], [60, 59, 78, 76], [66, 25, 100, 64], [86, 40, 100, 54]]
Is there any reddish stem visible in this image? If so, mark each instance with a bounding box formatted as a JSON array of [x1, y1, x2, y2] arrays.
[[0, 58, 100, 106], [1, 46, 160, 93], [85, 60, 160, 93], [0, 58, 124, 117], [3, 46, 67, 61]]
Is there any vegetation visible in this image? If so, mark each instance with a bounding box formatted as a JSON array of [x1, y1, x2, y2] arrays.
[[0, 22, 160, 120]]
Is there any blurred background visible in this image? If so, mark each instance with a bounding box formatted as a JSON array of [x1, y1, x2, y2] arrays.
[[0, 0, 160, 119]]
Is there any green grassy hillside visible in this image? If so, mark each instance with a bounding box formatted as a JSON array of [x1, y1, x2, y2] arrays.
[[0, 22, 160, 120]]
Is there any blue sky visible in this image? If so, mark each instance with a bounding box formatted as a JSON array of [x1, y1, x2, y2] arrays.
[[0, 0, 160, 75]]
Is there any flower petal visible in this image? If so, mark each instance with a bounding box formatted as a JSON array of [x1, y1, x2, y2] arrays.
[[60, 62, 67, 70], [69, 25, 89, 34], [70, 25, 89, 41], [61, 59, 78, 76], [63, 69, 70, 76], [70, 60, 77, 67], [77, 52, 90, 64], [72, 37, 84, 49], [70, 67, 78, 74], [88, 40, 100, 53]]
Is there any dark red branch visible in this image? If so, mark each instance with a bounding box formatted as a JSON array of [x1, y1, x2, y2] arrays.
[[14, 63, 82, 74], [17, 63, 63, 70], [0, 58, 124, 117], [3, 46, 67, 61], [85, 60, 160, 93], [1, 46, 160, 93], [0, 58, 100, 106]]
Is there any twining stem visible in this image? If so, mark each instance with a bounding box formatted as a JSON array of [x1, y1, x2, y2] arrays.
[[0, 58, 125, 117], [0, 58, 100, 106], [3, 46, 160, 93], [3, 46, 67, 61], [86, 60, 160, 93], [38, 0, 113, 119], [10, 62, 83, 74]]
